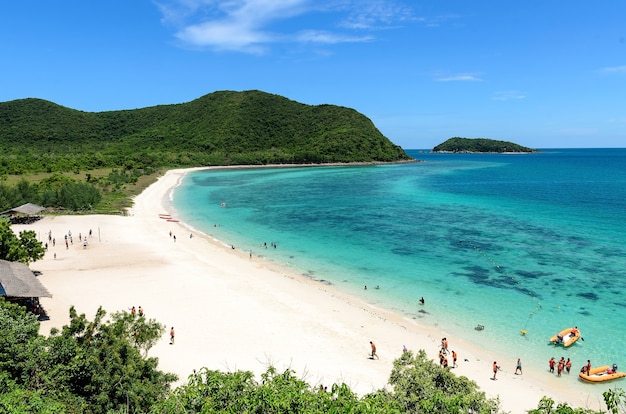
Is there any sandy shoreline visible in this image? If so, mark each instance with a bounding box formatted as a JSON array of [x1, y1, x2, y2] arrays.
[[17, 167, 606, 413]]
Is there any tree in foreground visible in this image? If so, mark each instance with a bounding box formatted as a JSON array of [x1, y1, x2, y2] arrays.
[[388, 349, 501, 413], [2, 297, 625, 413], [528, 390, 626, 414], [153, 365, 400, 414], [0, 217, 45, 264], [153, 350, 506, 413], [0, 300, 177, 413]]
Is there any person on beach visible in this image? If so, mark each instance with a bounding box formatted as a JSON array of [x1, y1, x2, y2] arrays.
[[566, 358, 572, 374], [557, 359, 564, 377], [492, 361, 499, 380], [138, 306, 144, 317], [452, 350, 458, 368], [170, 327, 175, 344], [515, 358, 522, 375], [586, 360, 591, 376], [549, 357, 556, 373], [131, 306, 136, 316], [370, 341, 378, 359]]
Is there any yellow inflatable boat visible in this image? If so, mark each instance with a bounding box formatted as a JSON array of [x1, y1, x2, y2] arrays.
[[549, 327, 580, 347], [579, 366, 626, 383]]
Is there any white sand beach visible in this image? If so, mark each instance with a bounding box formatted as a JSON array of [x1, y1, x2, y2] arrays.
[[17, 168, 606, 413]]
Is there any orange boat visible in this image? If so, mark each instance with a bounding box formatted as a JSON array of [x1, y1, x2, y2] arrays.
[[580, 365, 626, 383], [549, 327, 581, 347]]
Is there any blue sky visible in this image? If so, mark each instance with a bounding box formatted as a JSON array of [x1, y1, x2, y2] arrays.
[[2, 1, 625, 149]]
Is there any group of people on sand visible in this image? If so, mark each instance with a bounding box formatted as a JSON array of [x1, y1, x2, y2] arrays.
[[437, 338, 458, 369], [130, 306, 144, 317], [548, 356, 573, 376], [44, 228, 92, 258]]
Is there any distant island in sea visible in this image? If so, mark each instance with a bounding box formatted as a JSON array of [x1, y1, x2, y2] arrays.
[[432, 137, 538, 153]]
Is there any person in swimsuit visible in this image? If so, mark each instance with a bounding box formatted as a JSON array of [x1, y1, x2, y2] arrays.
[[370, 341, 379, 359]]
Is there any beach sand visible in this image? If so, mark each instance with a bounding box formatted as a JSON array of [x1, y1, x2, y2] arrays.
[[18, 168, 606, 413]]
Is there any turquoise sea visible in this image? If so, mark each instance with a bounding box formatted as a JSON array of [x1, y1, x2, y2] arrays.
[[172, 148, 626, 386]]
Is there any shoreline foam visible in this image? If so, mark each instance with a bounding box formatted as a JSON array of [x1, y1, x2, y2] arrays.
[[19, 167, 606, 413]]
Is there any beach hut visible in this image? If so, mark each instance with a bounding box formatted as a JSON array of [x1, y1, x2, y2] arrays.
[[0, 203, 46, 224], [0, 259, 51, 318]]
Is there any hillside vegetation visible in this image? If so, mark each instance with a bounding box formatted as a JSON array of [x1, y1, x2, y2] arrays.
[[0, 90, 411, 212], [0, 90, 411, 175], [433, 137, 537, 153]]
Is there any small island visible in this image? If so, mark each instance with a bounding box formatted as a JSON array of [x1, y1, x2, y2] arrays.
[[432, 137, 538, 153]]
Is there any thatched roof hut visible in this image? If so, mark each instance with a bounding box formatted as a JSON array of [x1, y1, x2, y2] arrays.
[[0, 260, 51, 298], [0, 203, 46, 215]]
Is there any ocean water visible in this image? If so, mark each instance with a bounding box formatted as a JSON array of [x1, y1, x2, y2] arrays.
[[172, 148, 626, 388]]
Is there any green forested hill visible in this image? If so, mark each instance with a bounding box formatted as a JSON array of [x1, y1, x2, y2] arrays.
[[432, 137, 537, 153], [0, 90, 411, 175]]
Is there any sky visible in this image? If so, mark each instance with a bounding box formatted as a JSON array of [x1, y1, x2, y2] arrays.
[[1, 1, 625, 149]]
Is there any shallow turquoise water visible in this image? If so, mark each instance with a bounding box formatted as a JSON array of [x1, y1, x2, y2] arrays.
[[173, 148, 626, 379]]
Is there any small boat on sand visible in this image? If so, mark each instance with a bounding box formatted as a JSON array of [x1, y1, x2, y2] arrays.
[[549, 327, 580, 347], [580, 365, 626, 383]]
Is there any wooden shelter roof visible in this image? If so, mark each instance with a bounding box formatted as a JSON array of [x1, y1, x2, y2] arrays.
[[0, 260, 51, 298], [0, 203, 46, 215]]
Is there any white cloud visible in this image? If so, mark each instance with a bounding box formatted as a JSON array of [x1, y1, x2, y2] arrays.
[[338, 1, 415, 30], [434, 74, 483, 82], [296, 30, 373, 44], [598, 65, 626, 74], [176, 18, 275, 53], [157, 0, 417, 53], [492, 90, 526, 101]]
